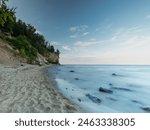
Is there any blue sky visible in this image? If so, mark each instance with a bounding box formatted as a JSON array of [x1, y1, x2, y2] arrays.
[[8, 0, 150, 64]]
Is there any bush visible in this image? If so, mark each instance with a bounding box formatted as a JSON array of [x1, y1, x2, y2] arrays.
[[19, 48, 26, 57], [8, 35, 37, 61]]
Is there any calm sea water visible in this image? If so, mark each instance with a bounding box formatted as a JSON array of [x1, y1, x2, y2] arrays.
[[48, 65, 150, 113]]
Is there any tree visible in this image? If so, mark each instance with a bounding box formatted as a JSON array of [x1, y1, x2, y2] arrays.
[[48, 45, 55, 53], [0, 0, 60, 64], [13, 20, 27, 36], [56, 49, 60, 56], [0, 0, 15, 31]]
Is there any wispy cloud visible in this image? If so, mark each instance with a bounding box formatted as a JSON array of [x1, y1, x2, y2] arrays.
[[70, 34, 78, 38], [110, 26, 145, 41], [69, 25, 89, 38], [62, 25, 150, 64], [83, 32, 90, 36], [62, 46, 71, 51], [96, 23, 112, 32], [69, 25, 88, 32], [74, 39, 104, 47]]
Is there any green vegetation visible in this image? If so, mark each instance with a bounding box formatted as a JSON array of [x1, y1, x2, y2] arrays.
[[0, 0, 60, 64], [8, 35, 38, 61]]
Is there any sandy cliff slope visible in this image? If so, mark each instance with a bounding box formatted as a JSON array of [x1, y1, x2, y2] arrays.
[[0, 38, 19, 64]]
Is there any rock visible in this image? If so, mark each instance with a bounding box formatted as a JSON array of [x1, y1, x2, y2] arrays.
[[20, 63, 24, 66], [132, 100, 142, 104], [109, 83, 113, 86], [112, 73, 124, 77], [70, 70, 75, 72], [78, 98, 81, 102], [141, 107, 150, 112], [112, 73, 117, 76], [37, 60, 43, 66], [86, 94, 101, 104], [99, 87, 113, 94], [75, 78, 79, 80], [112, 87, 132, 92], [20, 61, 24, 66]]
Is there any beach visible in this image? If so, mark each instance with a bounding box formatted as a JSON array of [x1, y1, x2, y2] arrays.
[[0, 64, 79, 113]]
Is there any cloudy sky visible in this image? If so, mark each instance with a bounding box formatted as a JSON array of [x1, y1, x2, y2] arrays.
[[8, 0, 150, 64]]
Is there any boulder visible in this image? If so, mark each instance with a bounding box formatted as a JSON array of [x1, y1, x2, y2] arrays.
[[78, 98, 81, 102], [99, 87, 113, 94], [70, 70, 75, 72], [112, 73, 117, 76], [141, 107, 150, 112], [109, 83, 113, 86], [86, 94, 101, 104]]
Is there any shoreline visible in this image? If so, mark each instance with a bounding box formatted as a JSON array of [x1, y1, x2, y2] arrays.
[[43, 65, 82, 112], [0, 63, 80, 113]]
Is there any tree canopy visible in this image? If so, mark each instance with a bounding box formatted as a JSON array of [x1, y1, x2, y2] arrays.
[[0, 0, 60, 64]]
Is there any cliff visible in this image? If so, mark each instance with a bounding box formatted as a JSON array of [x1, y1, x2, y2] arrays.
[[0, 36, 59, 65]]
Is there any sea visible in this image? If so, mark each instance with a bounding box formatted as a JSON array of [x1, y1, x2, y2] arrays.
[[48, 65, 150, 113]]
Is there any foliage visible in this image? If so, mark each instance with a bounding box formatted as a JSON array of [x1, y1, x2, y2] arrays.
[[56, 49, 60, 56], [0, 0, 16, 32], [0, 0, 60, 63], [9, 35, 37, 61]]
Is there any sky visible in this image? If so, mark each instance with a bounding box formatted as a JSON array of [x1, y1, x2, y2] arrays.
[[8, 0, 150, 64]]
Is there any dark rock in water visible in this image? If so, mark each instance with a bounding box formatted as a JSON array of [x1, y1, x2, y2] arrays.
[[99, 87, 113, 94], [75, 78, 79, 80], [141, 107, 150, 112], [72, 89, 74, 91], [112, 73, 124, 77], [112, 73, 117, 76], [66, 88, 68, 90], [86, 94, 101, 104], [112, 87, 132, 92], [132, 100, 143, 105], [78, 98, 81, 102], [109, 83, 113, 86], [132, 100, 139, 103], [70, 70, 75, 72]]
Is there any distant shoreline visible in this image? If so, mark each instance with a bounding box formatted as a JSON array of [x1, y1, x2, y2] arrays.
[[0, 63, 79, 113], [60, 64, 150, 66]]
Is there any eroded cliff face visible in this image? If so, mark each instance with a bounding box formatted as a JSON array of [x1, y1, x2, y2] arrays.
[[45, 52, 59, 64], [37, 52, 59, 65], [0, 38, 22, 65], [0, 37, 60, 65]]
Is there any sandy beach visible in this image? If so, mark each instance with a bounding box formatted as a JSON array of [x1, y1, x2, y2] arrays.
[[0, 64, 79, 113]]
